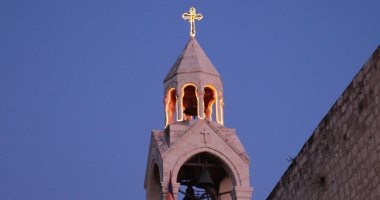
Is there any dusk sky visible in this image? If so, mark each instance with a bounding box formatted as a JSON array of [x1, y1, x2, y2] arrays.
[[1, 1, 380, 200]]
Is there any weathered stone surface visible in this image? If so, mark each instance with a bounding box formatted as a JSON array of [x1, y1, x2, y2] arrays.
[[145, 120, 253, 199], [163, 37, 225, 126], [267, 45, 380, 200], [146, 36, 252, 199], [164, 37, 220, 81]]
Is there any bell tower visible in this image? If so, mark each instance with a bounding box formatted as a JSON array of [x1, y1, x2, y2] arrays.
[[144, 7, 253, 200]]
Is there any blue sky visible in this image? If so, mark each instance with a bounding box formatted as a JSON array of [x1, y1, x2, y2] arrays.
[[1, 1, 379, 200]]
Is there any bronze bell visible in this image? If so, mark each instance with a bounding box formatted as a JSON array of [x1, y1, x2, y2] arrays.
[[196, 169, 214, 188]]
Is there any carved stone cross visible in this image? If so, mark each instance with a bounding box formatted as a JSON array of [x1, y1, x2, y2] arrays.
[[200, 128, 211, 144]]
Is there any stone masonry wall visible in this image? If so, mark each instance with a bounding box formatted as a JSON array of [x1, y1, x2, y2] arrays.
[[267, 45, 380, 200]]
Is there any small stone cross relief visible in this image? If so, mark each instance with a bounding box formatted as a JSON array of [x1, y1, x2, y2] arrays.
[[200, 128, 211, 144]]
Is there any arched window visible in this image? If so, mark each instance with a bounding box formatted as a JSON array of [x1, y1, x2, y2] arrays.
[[182, 85, 198, 120], [165, 89, 177, 127], [177, 152, 233, 200], [204, 86, 216, 121]]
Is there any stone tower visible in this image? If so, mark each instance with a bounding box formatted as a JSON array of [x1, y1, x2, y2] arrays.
[[144, 8, 253, 200]]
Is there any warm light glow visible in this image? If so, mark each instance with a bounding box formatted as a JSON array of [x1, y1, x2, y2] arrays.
[[165, 88, 176, 127], [207, 98, 215, 120], [197, 91, 205, 120], [180, 83, 199, 120], [204, 85, 217, 121], [205, 85, 222, 124], [182, 7, 203, 37], [177, 83, 223, 125]]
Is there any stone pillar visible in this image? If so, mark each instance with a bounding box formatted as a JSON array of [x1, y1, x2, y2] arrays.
[[177, 91, 184, 121], [197, 90, 205, 119], [219, 97, 224, 125], [215, 93, 221, 124], [172, 182, 180, 200], [232, 186, 253, 200], [164, 97, 169, 126], [161, 181, 167, 200], [161, 181, 180, 200]]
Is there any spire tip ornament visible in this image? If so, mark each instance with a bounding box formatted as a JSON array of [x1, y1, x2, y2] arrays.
[[182, 7, 203, 37]]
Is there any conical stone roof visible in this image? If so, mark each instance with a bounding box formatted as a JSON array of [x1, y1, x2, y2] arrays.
[[164, 37, 220, 82]]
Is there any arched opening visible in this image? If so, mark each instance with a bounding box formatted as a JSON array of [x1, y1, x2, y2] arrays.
[[148, 164, 162, 200], [204, 87, 216, 121], [166, 88, 177, 127], [177, 152, 233, 200], [182, 85, 198, 120]]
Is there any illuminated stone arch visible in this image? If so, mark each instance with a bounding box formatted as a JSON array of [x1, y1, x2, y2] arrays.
[[165, 88, 177, 127], [164, 80, 224, 126], [172, 147, 241, 187], [203, 84, 221, 123], [180, 83, 199, 121]]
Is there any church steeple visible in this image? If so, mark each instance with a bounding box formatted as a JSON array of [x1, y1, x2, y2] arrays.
[[164, 37, 224, 127], [145, 7, 253, 200]]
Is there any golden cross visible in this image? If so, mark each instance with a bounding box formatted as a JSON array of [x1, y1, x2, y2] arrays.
[[182, 7, 203, 37]]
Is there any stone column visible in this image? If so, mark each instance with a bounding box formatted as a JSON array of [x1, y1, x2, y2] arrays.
[[215, 93, 221, 124], [161, 182, 180, 200], [177, 91, 183, 121], [172, 182, 181, 200], [197, 90, 205, 119], [161, 181, 168, 200], [219, 97, 224, 125], [232, 186, 253, 200], [164, 97, 169, 126]]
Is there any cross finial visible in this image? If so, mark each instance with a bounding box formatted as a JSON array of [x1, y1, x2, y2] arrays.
[[182, 7, 203, 37]]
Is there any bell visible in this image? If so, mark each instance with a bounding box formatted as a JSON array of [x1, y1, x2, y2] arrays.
[[196, 169, 214, 188], [183, 105, 198, 116]]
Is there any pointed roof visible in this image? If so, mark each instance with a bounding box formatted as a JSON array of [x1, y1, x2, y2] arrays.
[[164, 38, 220, 82]]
